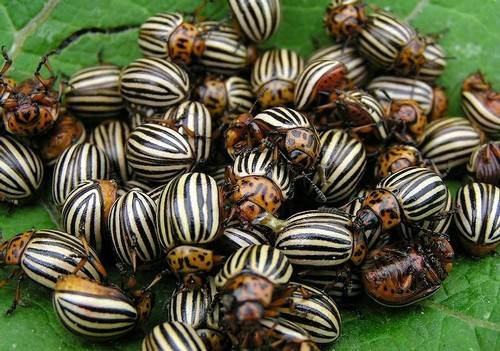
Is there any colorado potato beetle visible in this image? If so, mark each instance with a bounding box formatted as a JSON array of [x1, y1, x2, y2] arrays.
[[0, 229, 106, 313], [380, 98, 427, 143], [108, 189, 161, 273], [259, 318, 320, 350], [138, 12, 205, 64], [53, 274, 153, 341], [228, 0, 281, 43], [362, 236, 454, 307], [126, 123, 195, 184], [309, 129, 366, 204], [323, 0, 366, 42], [61, 179, 118, 253], [219, 220, 270, 254], [0, 135, 44, 205], [454, 182, 500, 256], [374, 144, 425, 179], [461, 71, 500, 137], [417, 117, 484, 173], [52, 142, 111, 206], [467, 142, 499, 185], [65, 64, 125, 119], [1, 50, 60, 136], [251, 48, 305, 108], [120, 57, 189, 111]]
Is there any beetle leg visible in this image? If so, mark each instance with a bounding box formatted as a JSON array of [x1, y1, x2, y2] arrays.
[[34, 54, 56, 90], [5, 273, 24, 315], [0, 46, 12, 77], [73, 234, 108, 279]]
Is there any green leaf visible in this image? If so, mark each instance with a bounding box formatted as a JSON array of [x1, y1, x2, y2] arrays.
[[0, 0, 499, 350]]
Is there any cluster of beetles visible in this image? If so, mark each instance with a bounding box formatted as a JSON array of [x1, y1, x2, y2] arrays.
[[0, 0, 499, 350]]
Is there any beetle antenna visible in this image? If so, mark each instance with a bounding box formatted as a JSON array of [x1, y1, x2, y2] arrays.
[[318, 206, 355, 219], [302, 171, 327, 203]]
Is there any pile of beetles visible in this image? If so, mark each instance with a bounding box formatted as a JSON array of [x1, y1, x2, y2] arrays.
[[0, 0, 499, 350]]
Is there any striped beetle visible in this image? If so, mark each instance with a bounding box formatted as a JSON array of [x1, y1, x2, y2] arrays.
[[467, 142, 499, 185], [215, 245, 294, 346], [278, 283, 342, 344], [259, 318, 320, 350], [461, 71, 500, 137], [116, 179, 153, 197], [138, 12, 205, 64], [142, 322, 207, 351], [362, 236, 454, 307], [309, 129, 366, 204], [1, 50, 61, 136], [251, 48, 305, 108], [226, 106, 320, 172], [0, 135, 44, 205], [454, 182, 500, 256], [308, 43, 369, 87], [120, 57, 189, 111], [158, 100, 212, 163], [224, 148, 293, 226], [126, 123, 195, 184], [194, 74, 255, 123], [294, 59, 351, 111], [65, 64, 125, 119], [368, 75, 448, 118], [52, 142, 111, 206], [157, 172, 224, 288], [273, 209, 366, 267], [417, 117, 484, 173], [0, 229, 106, 313], [38, 114, 86, 166], [324, 0, 366, 42], [219, 220, 270, 254], [61, 180, 118, 253], [197, 21, 257, 74], [228, 0, 281, 43], [89, 119, 131, 183], [108, 189, 161, 275], [53, 274, 154, 341], [354, 167, 449, 241]]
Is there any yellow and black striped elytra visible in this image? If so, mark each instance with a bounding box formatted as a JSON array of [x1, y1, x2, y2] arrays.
[[310, 129, 366, 204], [126, 123, 195, 183], [275, 210, 354, 268], [232, 147, 293, 200], [52, 142, 111, 206], [52, 274, 152, 341], [294, 59, 350, 111], [461, 71, 500, 137], [361, 236, 454, 307], [161, 101, 212, 163], [65, 65, 125, 119], [157, 172, 223, 250], [108, 189, 161, 270], [197, 22, 256, 74], [259, 318, 320, 351], [142, 322, 207, 351], [0, 229, 105, 290], [61, 180, 118, 253], [398, 188, 452, 241], [367, 75, 434, 115], [0, 135, 44, 205], [467, 142, 499, 185], [138, 12, 205, 64], [89, 119, 131, 183], [417, 117, 484, 173], [454, 182, 500, 257], [419, 41, 447, 83], [278, 283, 341, 344], [295, 264, 363, 303], [308, 43, 368, 87], [38, 114, 86, 166], [194, 75, 255, 121], [119, 57, 190, 110], [228, 0, 281, 43], [116, 179, 154, 198], [251, 48, 304, 108]]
